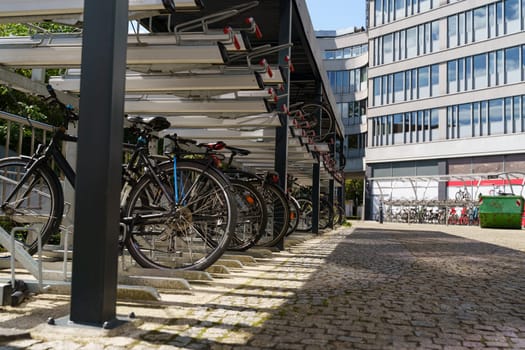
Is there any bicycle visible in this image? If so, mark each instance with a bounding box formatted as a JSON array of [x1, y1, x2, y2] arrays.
[[165, 137, 268, 251], [455, 187, 471, 201], [0, 86, 237, 270]]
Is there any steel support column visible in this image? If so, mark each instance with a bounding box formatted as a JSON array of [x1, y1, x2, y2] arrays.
[[311, 85, 322, 234], [273, 0, 292, 249], [70, 0, 128, 326]]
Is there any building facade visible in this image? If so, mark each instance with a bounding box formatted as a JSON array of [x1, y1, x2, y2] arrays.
[[316, 27, 369, 179], [320, 0, 525, 220]]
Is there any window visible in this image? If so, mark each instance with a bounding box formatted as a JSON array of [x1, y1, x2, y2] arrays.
[[448, 15, 458, 48], [393, 114, 404, 143], [489, 98, 504, 135], [383, 34, 393, 64], [418, 66, 430, 98], [505, 0, 520, 34], [430, 109, 439, 141], [395, 0, 405, 20], [513, 96, 520, 133], [431, 64, 439, 96], [448, 61, 457, 93], [505, 46, 520, 84], [458, 13, 465, 45], [489, 51, 496, 86], [406, 27, 417, 58], [394, 72, 404, 102], [473, 102, 481, 137], [431, 21, 440, 52], [496, 50, 504, 85], [496, 2, 504, 36], [505, 97, 513, 133], [473, 53, 487, 89], [489, 3, 496, 38], [375, 0, 383, 26], [374, 77, 381, 106], [473, 7, 487, 41], [458, 104, 471, 138]]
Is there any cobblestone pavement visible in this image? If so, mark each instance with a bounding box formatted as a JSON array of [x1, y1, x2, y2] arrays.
[[2, 223, 525, 349]]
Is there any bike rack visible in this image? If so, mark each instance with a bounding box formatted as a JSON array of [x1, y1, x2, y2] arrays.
[[0, 0, 203, 24]]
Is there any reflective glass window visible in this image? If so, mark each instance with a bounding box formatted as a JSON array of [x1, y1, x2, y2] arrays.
[[458, 104, 471, 138], [505, 46, 520, 84], [496, 2, 504, 35], [395, 0, 405, 20], [448, 15, 458, 48], [418, 66, 430, 98], [474, 7, 487, 41], [488, 4, 496, 38], [406, 27, 417, 58], [431, 64, 439, 96], [458, 13, 465, 45], [489, 51, 496, 86], [505, 97, 512, 133], [431, 21, 440, 52], [393, 114, 404, 144], [448, 61, 457, 93], [505, 0, 520, 34], [430, 109, 439, 141], [473, 53, 487, 89], [473, 102, 481, 137], [496, 50, 504, 85], [466, 10, 473, 44], [466, 57, 472, 91], [489, 98, 504, 134], [383, 34, 393, 64], [514, 96, 521, 133], [394, 72, 404, 102]]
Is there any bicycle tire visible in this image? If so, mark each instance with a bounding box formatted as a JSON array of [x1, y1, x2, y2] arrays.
[[319, 198, 334, 229], [124, 160, 236, 270], [286, 195, 300, 236], [228, 179, 267, 251], [296, 197, 313, 232], [0, 157, 64, 255], [255, 182, 290, 247]]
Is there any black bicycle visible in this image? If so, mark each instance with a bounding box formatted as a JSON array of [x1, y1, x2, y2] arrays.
[[0, 86, 237, 270]]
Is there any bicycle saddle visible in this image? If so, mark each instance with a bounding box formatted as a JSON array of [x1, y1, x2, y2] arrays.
[[127, 115, 171, 132]]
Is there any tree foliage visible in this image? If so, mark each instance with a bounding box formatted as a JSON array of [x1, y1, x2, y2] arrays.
[[0, 23, 77, 153]]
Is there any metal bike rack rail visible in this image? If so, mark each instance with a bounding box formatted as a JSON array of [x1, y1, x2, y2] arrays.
[[0, 0, 203, 23]]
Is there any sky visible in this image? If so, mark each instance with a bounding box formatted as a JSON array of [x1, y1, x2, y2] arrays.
[[305, 0, 366, 31]]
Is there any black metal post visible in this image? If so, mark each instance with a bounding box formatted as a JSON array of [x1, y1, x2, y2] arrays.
[[311, 84, 322, 234], [273, 0, 292, 250], [70, 0, 128, 326]]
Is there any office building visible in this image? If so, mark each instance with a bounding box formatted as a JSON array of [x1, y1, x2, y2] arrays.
[[320, 0, 525, 220]]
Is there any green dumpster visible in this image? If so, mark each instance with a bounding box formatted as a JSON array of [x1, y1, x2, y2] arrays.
[[479, 195, 524, 229]]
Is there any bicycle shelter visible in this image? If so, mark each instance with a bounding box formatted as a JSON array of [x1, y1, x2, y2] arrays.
[[369, 172, 525, 224], [0, 0, 345, 326]]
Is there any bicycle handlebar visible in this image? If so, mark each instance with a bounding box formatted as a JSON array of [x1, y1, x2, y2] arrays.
[[45, 85, 79, 125]]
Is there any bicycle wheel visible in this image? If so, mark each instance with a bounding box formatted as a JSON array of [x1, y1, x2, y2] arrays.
[[0, 157, 63, 255], [319, 198, 334, 229], [296, 197, 313, 232], [124, 160, 236, 270], [286, 195, 300, 236], [255, 182, 290, 247], [228, 179, 267, 251]]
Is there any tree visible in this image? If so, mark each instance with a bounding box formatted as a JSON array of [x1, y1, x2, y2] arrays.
[[0, 23, 76, 153]]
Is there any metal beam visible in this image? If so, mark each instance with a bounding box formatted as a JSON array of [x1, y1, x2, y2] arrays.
[[50, 71, 264, 94], [0, 0, 202, 23], [0, 44, 227, 68], [161, 113, 280, 129], [69, 0, 128, 326], [124, 98, 269, 116]]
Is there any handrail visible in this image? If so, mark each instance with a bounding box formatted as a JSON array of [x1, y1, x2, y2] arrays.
[[0, 110, 54, 132]]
